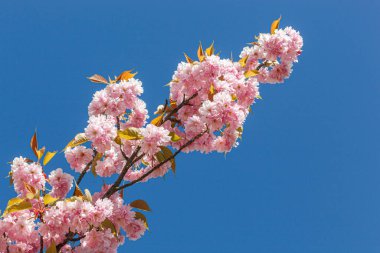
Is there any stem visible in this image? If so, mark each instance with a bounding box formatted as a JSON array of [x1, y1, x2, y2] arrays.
[[102, 146, 141, 199], [56, 233, 85, 252], [116, 129, 207, 192], [39, 235, 43, 253], [161, 92, 198, 125]]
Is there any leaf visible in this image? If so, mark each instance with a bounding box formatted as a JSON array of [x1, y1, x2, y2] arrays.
[[46, 241, 57, 253], [184, 53, 194, 64], [64, 133, 89, 151], [30, 132, 38, 158], [168, 132, 181, 142], [256, 94, 263, 100], [118, 128, 143, 140], [270, 16, 282, 34], [116, 70, 137, 82], [73, 182, 84, 198], [135, 211, 149, 229], [24, 182, 37, 199], [244, 69, 259, 78], [43, 151, 57, 166], [150, 114, 164, 126], [159, 146, 176, 173], [130, 199, 151, 211], [208, 83, 215, 101], [36, 146, 46, 161], [101, 218, 118, 237], [239, 55, 248, 67], [91, 152, 103, 177], [3, 198, 32, 216], [84, 189, 93, 202], [87, 74, 108, 84], [43, 194, 58, 205], [205, 41, 214, 56], [197, 42, 205, 62]]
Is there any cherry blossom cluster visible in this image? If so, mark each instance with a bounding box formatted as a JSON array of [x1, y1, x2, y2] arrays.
[[240, 26, 303, 84], [1, 19, 302, 252]]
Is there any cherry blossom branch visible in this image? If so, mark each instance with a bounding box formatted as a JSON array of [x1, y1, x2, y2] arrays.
[[102, 146, 141, 199], [115, 129, 207, 193], [161, 92, 198, 125], [56, 233, 85, 252]]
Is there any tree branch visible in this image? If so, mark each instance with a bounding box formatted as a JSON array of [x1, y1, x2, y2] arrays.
[[161, 92, 198, 125], [115, 129, 207, 192]]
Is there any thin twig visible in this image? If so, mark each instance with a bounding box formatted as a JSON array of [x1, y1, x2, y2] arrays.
[[115, 130, 207, 192]]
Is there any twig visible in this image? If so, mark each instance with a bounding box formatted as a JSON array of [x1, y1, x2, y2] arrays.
[[115, 129, 207, 192]]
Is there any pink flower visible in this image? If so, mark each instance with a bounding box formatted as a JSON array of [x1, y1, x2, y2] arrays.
[[140, 124, 171, 156], [65, 146, 93, 172], [85, 115, 117, 153], [125, 218, 146, 241], [48, 168, 74, 199], [11, 157, 46, 197]]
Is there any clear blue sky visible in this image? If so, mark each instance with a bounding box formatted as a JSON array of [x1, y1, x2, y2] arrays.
[[0, 0, 379, 252]]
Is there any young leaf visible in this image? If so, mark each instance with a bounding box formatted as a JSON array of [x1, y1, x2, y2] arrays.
[[116, 70, 137, 82], [205, 41, 214, 56], [84, 189, 93, 202], [3, 198, 32, 216], [184, 53, 194, 64], [118, 128, 143, 140], [43, 151, 57, 166], [197, 42, 205, 62], [64, 133, 89, 151], [150, 114, 164, 126], [87, 74, 109, 84], [135, 211, 149, 229], [43, 194, 58, 206], [91, 152, 103, 177], [239, 55, 248, 67], [46, 241, 57, 253], [73, 182, 84, 198], [101, 218, 118, 237], [244, 69, 259, 78], [168, 132, 181, 142], [30, 132, 38, 158], [130, 199, 151, 211], [159, 146, 176, 173], [271, 16, 282, 34], [36, 146, 46, 161]]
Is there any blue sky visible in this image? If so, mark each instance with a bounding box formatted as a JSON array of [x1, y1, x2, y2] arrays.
[[0, 0, 379, 252]]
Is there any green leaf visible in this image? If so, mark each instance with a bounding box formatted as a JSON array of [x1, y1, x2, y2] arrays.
[[118, 128, 143, 140], [130, 199, 151, 211], [169, 132, 181, 142]]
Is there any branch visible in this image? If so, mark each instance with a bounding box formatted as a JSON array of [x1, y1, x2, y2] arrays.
[[115, 129, 207, 192], [39, 235, 43, 253], [56, 233, 85, 252], [161, 92, 198, 125], [102, 146, 141, 199]]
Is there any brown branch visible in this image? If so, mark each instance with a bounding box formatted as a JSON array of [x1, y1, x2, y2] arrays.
[[115, 129, 207, 192], [161, 92, 198, 125], [56, 233, 85, 252], [39, 235, 43, 253], [102, 146, 141, 199]]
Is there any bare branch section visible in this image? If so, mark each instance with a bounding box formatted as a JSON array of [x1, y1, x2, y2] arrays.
[[56, 232, 85, 252]]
